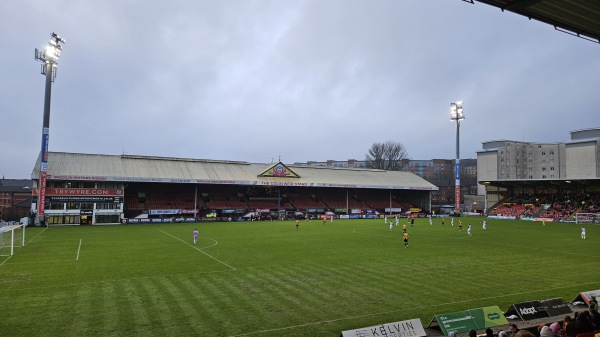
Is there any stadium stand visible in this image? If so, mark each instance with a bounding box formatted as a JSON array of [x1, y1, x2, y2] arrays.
[[287, 189, 327, 210], [488, 192, 600, 221]]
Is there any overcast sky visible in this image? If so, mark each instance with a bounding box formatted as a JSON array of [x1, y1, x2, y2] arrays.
[[1, 0, 599, 179]]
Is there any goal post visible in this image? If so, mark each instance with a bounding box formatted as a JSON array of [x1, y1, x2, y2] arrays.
[[575, 212, 600, 225], [0, 222, 25, 256]]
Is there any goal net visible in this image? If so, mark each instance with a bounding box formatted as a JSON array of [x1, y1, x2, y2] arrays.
[[0, 222, 25, 256], [575, 213, 600, 225]]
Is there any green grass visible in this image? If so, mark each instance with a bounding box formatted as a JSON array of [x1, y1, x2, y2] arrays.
[[1, 218, 598, 337]]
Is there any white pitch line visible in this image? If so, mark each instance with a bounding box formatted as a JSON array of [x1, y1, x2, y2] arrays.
[[158, 230, 236, 271], [0, 255, 12, 268], [227, 279, 600, 337], [76, 239, 82, 261], [26, 226, 48, 245]]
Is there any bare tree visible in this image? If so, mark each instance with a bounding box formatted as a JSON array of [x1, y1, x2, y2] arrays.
[[365, 141, 409, 170]]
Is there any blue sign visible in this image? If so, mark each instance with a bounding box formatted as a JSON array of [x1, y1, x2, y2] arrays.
[[455, 162, 460, 180]]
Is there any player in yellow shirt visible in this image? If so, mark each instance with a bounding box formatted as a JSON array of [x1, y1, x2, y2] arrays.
[[295, 219, 300, 230], [402, 223, 407, 233], [403, 232, 409, 248]]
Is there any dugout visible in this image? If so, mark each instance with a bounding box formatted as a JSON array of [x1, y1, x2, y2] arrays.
[[31, 152, 438, 225]]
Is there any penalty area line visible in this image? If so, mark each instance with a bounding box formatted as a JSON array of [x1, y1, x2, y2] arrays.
[[158, 230, 236, 271]]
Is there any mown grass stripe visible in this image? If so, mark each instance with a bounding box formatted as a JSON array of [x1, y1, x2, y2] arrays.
[[154, 276, 200, 332], [137, 277, 175, 334], [123, 279, 156, 336], [175, 273, 225, 334]]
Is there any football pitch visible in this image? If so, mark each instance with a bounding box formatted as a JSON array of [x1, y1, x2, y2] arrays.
[[1, 218, 598, 337]]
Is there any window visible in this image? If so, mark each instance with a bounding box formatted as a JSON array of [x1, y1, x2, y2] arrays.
[[47, 202, 64, 210], [96, 214, 120, 224], [97, 203, 119, 210]]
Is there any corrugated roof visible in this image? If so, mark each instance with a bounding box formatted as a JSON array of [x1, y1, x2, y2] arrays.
[[469, 0, 600, 43], [34, 152, 438, 191]]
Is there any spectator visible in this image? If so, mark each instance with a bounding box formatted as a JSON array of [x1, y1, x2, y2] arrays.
[[550, 322, 564, 337], [498, 331, 508, 337], [540, 325, 557, 337], [563, 315, 577, 337], [486, 328, 494, 337], [588, 310, 600, 330], [469, 329, 477, 337], [590, 296, 598, 313], [507, 324, 520, 337], [515, 331, 536, 337], [575, 311, 594, 334]]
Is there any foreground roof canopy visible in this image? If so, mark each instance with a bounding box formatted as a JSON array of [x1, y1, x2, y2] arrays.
[[466, 0, 600, 43], [34, 152, 438, 191]]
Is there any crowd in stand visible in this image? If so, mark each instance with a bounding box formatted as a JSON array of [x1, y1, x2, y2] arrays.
[[490, 192, 600, 221], [465, 298, 600, 337]]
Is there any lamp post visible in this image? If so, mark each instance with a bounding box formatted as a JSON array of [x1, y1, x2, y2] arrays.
[[450, 101, 464, 215], [34, 33, 65, 225]]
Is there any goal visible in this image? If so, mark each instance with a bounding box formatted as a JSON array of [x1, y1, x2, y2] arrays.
[[575, 212, 600, 225], [0, 222, 25, 256]]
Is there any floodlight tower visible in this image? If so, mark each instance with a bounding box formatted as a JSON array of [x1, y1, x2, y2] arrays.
[[450, 101, 464, 215], [34, 33, 65, 225]]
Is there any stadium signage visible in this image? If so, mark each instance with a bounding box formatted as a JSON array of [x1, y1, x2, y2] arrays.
[[433, 311, 478, 335], [259, 181, 308, 186], [38, 172, 47, 217], [469, 306, 508, 328], [571, 289, 600, 306], [197, 179, 237, 184], [487, 215, 517, 220], [148, 209, 181, 215], [431, 306, 507, 335], [505, 301, 550, 320], [46, 196, 123, 203], [48, 175, 108, 181], [170, 179, 191, 183], [35, 188, 124, 196], [540, 298, 571, 316], [341, 318, 426, 337]]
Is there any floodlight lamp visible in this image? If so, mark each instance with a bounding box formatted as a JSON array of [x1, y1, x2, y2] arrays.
[[44, 44, 60, 61], [450, 101, 465, 121]]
